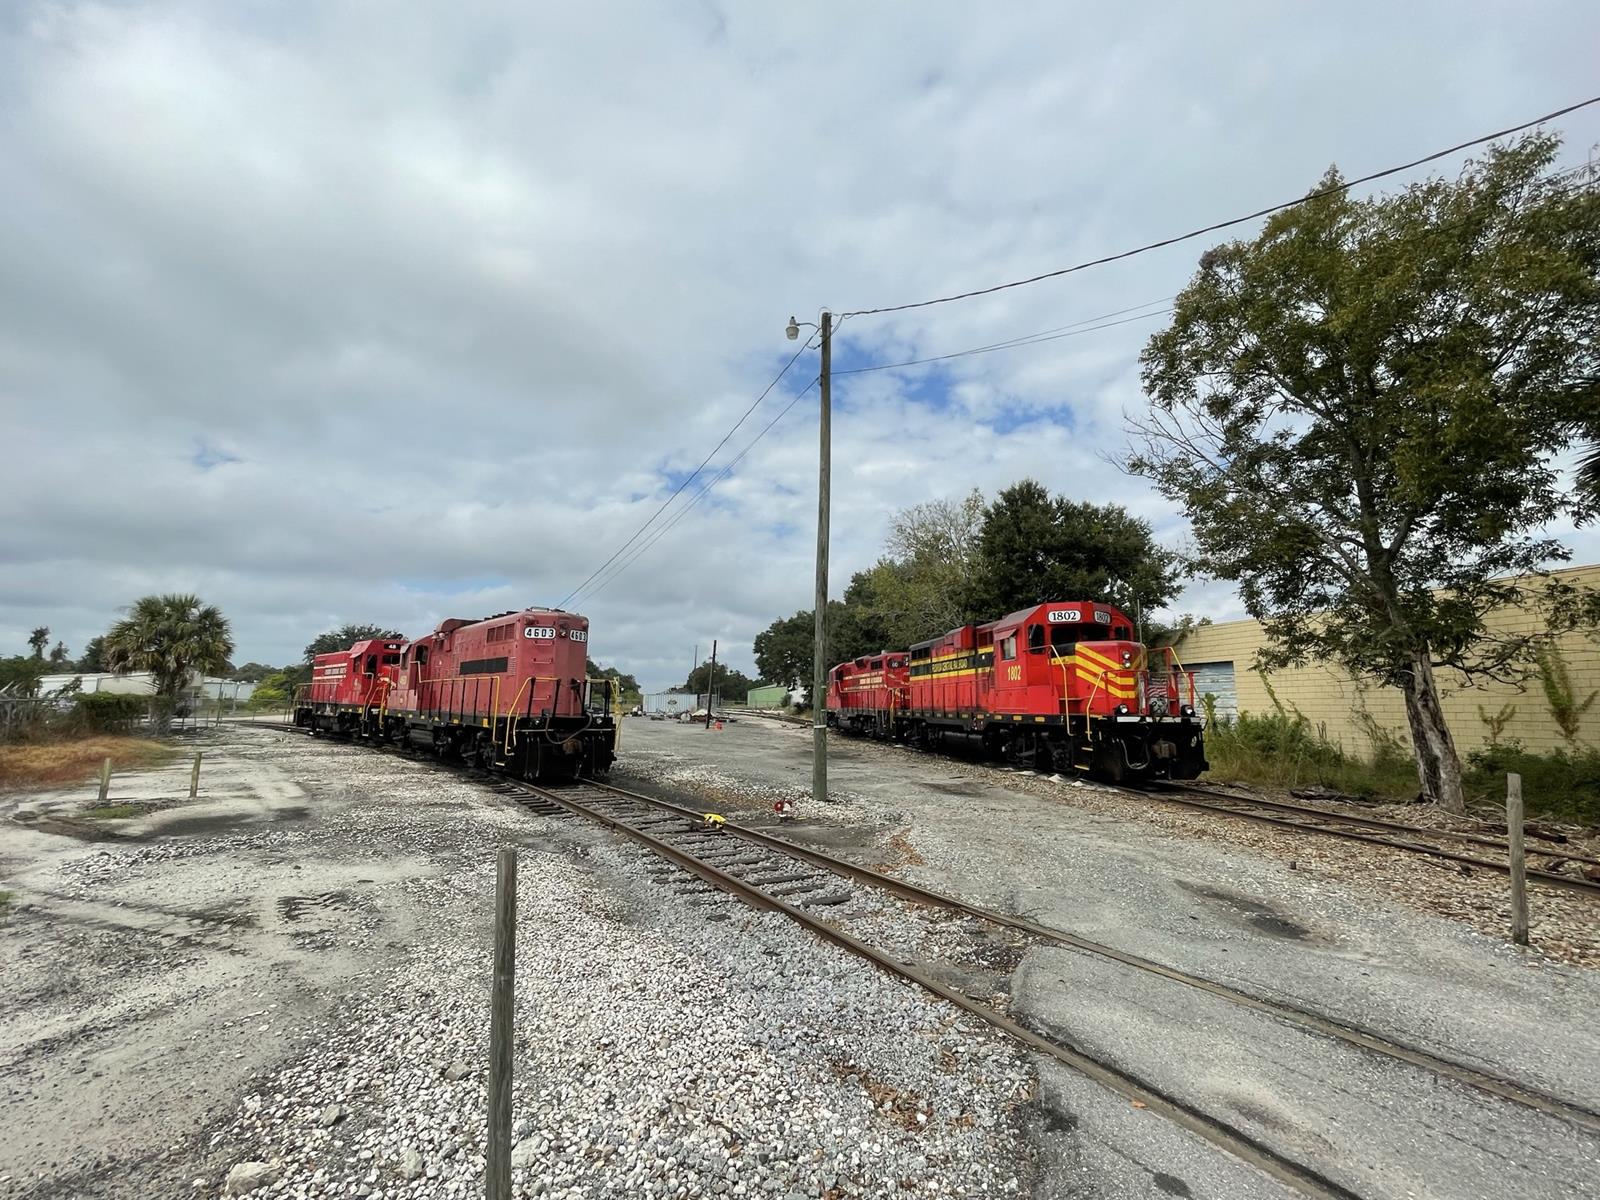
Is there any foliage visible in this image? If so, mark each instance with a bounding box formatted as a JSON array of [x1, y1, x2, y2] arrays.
[[249, 671, 294, 708], [1476, 702, 1518, 746], [230, 662, 279, 682], [753, 598, 890, 692], [856, 489, 987, 648], [967, 480, 1180, 621], [0, 656, 48, 697], [103, 594, 235, 729], [28, 627, 49, 658], [587, 659, 642, 703], [682, 659, 757, 700], [68, 693, 147, 732], [47, 641, 71, 666], [1535, 644, 1598, 743], [303, 624, 404, 663], [1464, 742, 1600, 823], [77, 636, 106, 673], [1131, 134, 1600, 811]]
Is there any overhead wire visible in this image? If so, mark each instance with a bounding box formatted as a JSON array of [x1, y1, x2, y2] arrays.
[[840, 93, 1600, 319], [571, 373, 823, 605], [555, 334, 817, 609], [834, 301, 1173, 376]]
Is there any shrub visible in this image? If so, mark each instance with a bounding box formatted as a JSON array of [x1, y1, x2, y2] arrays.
[[1463, 742, 1600, 823], [69, 692, 147, 733]]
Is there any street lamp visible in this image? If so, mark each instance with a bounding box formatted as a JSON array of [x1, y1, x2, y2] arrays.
[[785, 311, 832, 819]]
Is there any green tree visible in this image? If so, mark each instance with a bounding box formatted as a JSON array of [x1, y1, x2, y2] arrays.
[[1131, 135, 1600, 812], [303, 624, 405, 662], [230, 662, 279, 682], [752, 596, 890, 695], [250, 670, 293, 709], [857, 489, 987, 647], [103, 594, 235, 731], [967, 480, 1179, 622], [682, 659, 758, 701], [586, 658, 642, 703], [47, 641, 71, 667], [0, 656, 47, 696], [28, 627, 49, 659], [78, 636, 106, 673]]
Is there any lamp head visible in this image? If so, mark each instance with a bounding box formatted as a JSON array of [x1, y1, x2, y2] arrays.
[[785, 316, 800, 341]]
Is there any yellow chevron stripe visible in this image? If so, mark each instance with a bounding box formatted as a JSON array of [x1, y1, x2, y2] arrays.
[[1075, 644, 1126, 672]]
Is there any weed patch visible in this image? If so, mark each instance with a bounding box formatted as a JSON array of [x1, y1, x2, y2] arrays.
[[82, 803, 147, 820], [0, 737, 176, 791]]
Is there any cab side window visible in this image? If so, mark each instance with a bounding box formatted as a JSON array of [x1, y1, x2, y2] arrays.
[[1027, 625, 1045, 653], [416, 645, 429, 666], [1000, 634, 1017, 660]]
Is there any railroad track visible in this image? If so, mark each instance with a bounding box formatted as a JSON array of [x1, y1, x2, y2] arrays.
[[1134, 781, 1600, 898], [254, 723, 1600, 1198]]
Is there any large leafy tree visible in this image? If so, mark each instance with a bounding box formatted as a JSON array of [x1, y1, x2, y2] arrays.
[[752, 593, 889, 694], [856, 489, 987, 647], [303, 623, 405, 662], [1132, 135, 1600, 812], [103, 594, 235, 730], [967, 480, 1179, 622], [78, 636, 107, 673], [28, 627, 49, 659], [682, 659, 758, 700]]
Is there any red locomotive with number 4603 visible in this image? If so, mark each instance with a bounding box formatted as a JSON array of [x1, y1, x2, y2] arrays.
[[295, 607, 616, 780], [829, 600, 1206, 783]]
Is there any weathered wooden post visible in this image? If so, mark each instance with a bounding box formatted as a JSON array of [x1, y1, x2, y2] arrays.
[[486, 846, 518, 1199], [189, 752, 203, 799], [98, 757, 112, 804], [1507, 773, 1528, 946]]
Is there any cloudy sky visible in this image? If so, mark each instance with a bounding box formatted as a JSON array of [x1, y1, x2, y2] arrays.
[[2, 2, 1598, 689]]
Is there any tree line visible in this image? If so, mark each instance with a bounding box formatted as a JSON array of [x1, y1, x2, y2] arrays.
[[752, 481, 1179, 688]]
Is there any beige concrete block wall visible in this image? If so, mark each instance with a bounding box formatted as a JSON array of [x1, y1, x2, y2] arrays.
[[1172, 564, 1600, 757]]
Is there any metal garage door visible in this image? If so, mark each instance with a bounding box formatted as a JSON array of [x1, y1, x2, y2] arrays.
[[1188, 661, 1238, 721]]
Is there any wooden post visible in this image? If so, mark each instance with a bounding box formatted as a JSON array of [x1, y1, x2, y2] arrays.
[[1507, 773, 1528, 946], [98, 757, 111, 804], [189, 752, 202, 799], [486, 846, 518, 1199]]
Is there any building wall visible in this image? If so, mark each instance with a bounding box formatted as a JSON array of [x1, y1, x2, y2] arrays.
[[1170, 563, 1600, 756], [745, 684, 790, 709]]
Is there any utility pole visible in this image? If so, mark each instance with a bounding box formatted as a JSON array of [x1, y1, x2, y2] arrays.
[[705, 639, 718, 729], [811, 310, 832, 811], [691, 642, 699, 713]]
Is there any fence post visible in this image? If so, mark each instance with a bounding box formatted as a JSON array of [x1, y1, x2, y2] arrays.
[[189, 752, 203, 799], [1507, 773, 1528, 946], [486, 846, 518, 1199], [98, 757, 112, 804]]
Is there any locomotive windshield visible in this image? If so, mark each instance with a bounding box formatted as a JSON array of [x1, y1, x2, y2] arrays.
[[1048, 621, 1101, 651]]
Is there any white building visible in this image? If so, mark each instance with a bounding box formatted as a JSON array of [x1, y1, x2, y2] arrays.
[[34, 672, 256, 702]]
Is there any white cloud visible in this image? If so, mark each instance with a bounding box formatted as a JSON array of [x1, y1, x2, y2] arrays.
[[2, 2, 1598, 689]]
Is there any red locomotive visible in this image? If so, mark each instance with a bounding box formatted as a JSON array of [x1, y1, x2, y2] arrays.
[[299, 637, 406, 734], [294, 607, 616, 780], [828, 600, 1206, 782], [827, 651, 910, 738]]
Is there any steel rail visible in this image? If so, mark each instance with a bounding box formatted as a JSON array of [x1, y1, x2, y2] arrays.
[[252, 724, 1600, 1138], [511, 778, 1363, 1200], [1131, 785, 1600, 897], [1158, 783, 1600, 870], [562, 778, 1600, 1139]]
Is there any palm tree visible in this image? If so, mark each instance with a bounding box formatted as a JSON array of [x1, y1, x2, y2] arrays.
[[1579, 442, 1600, 510], [103, 595, 234, 731]]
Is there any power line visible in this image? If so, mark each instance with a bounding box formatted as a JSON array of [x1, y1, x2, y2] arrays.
[[835, 301, 1173, 376], [556, 336, 816, 609], [841, 93, 1600, 319], [571, 375, 822, 605]]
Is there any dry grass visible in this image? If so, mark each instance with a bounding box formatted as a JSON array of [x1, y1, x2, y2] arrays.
[[0, 737, 176, 791]]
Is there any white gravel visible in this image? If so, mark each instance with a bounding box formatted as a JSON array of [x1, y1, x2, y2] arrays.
[[195, 739, 1036, 1200]]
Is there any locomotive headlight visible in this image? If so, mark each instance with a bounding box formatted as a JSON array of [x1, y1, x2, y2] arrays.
[[1181, 704, 1195, 717], [1115, 703, 1129, 715], [1121, 651, 1133, 666]]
